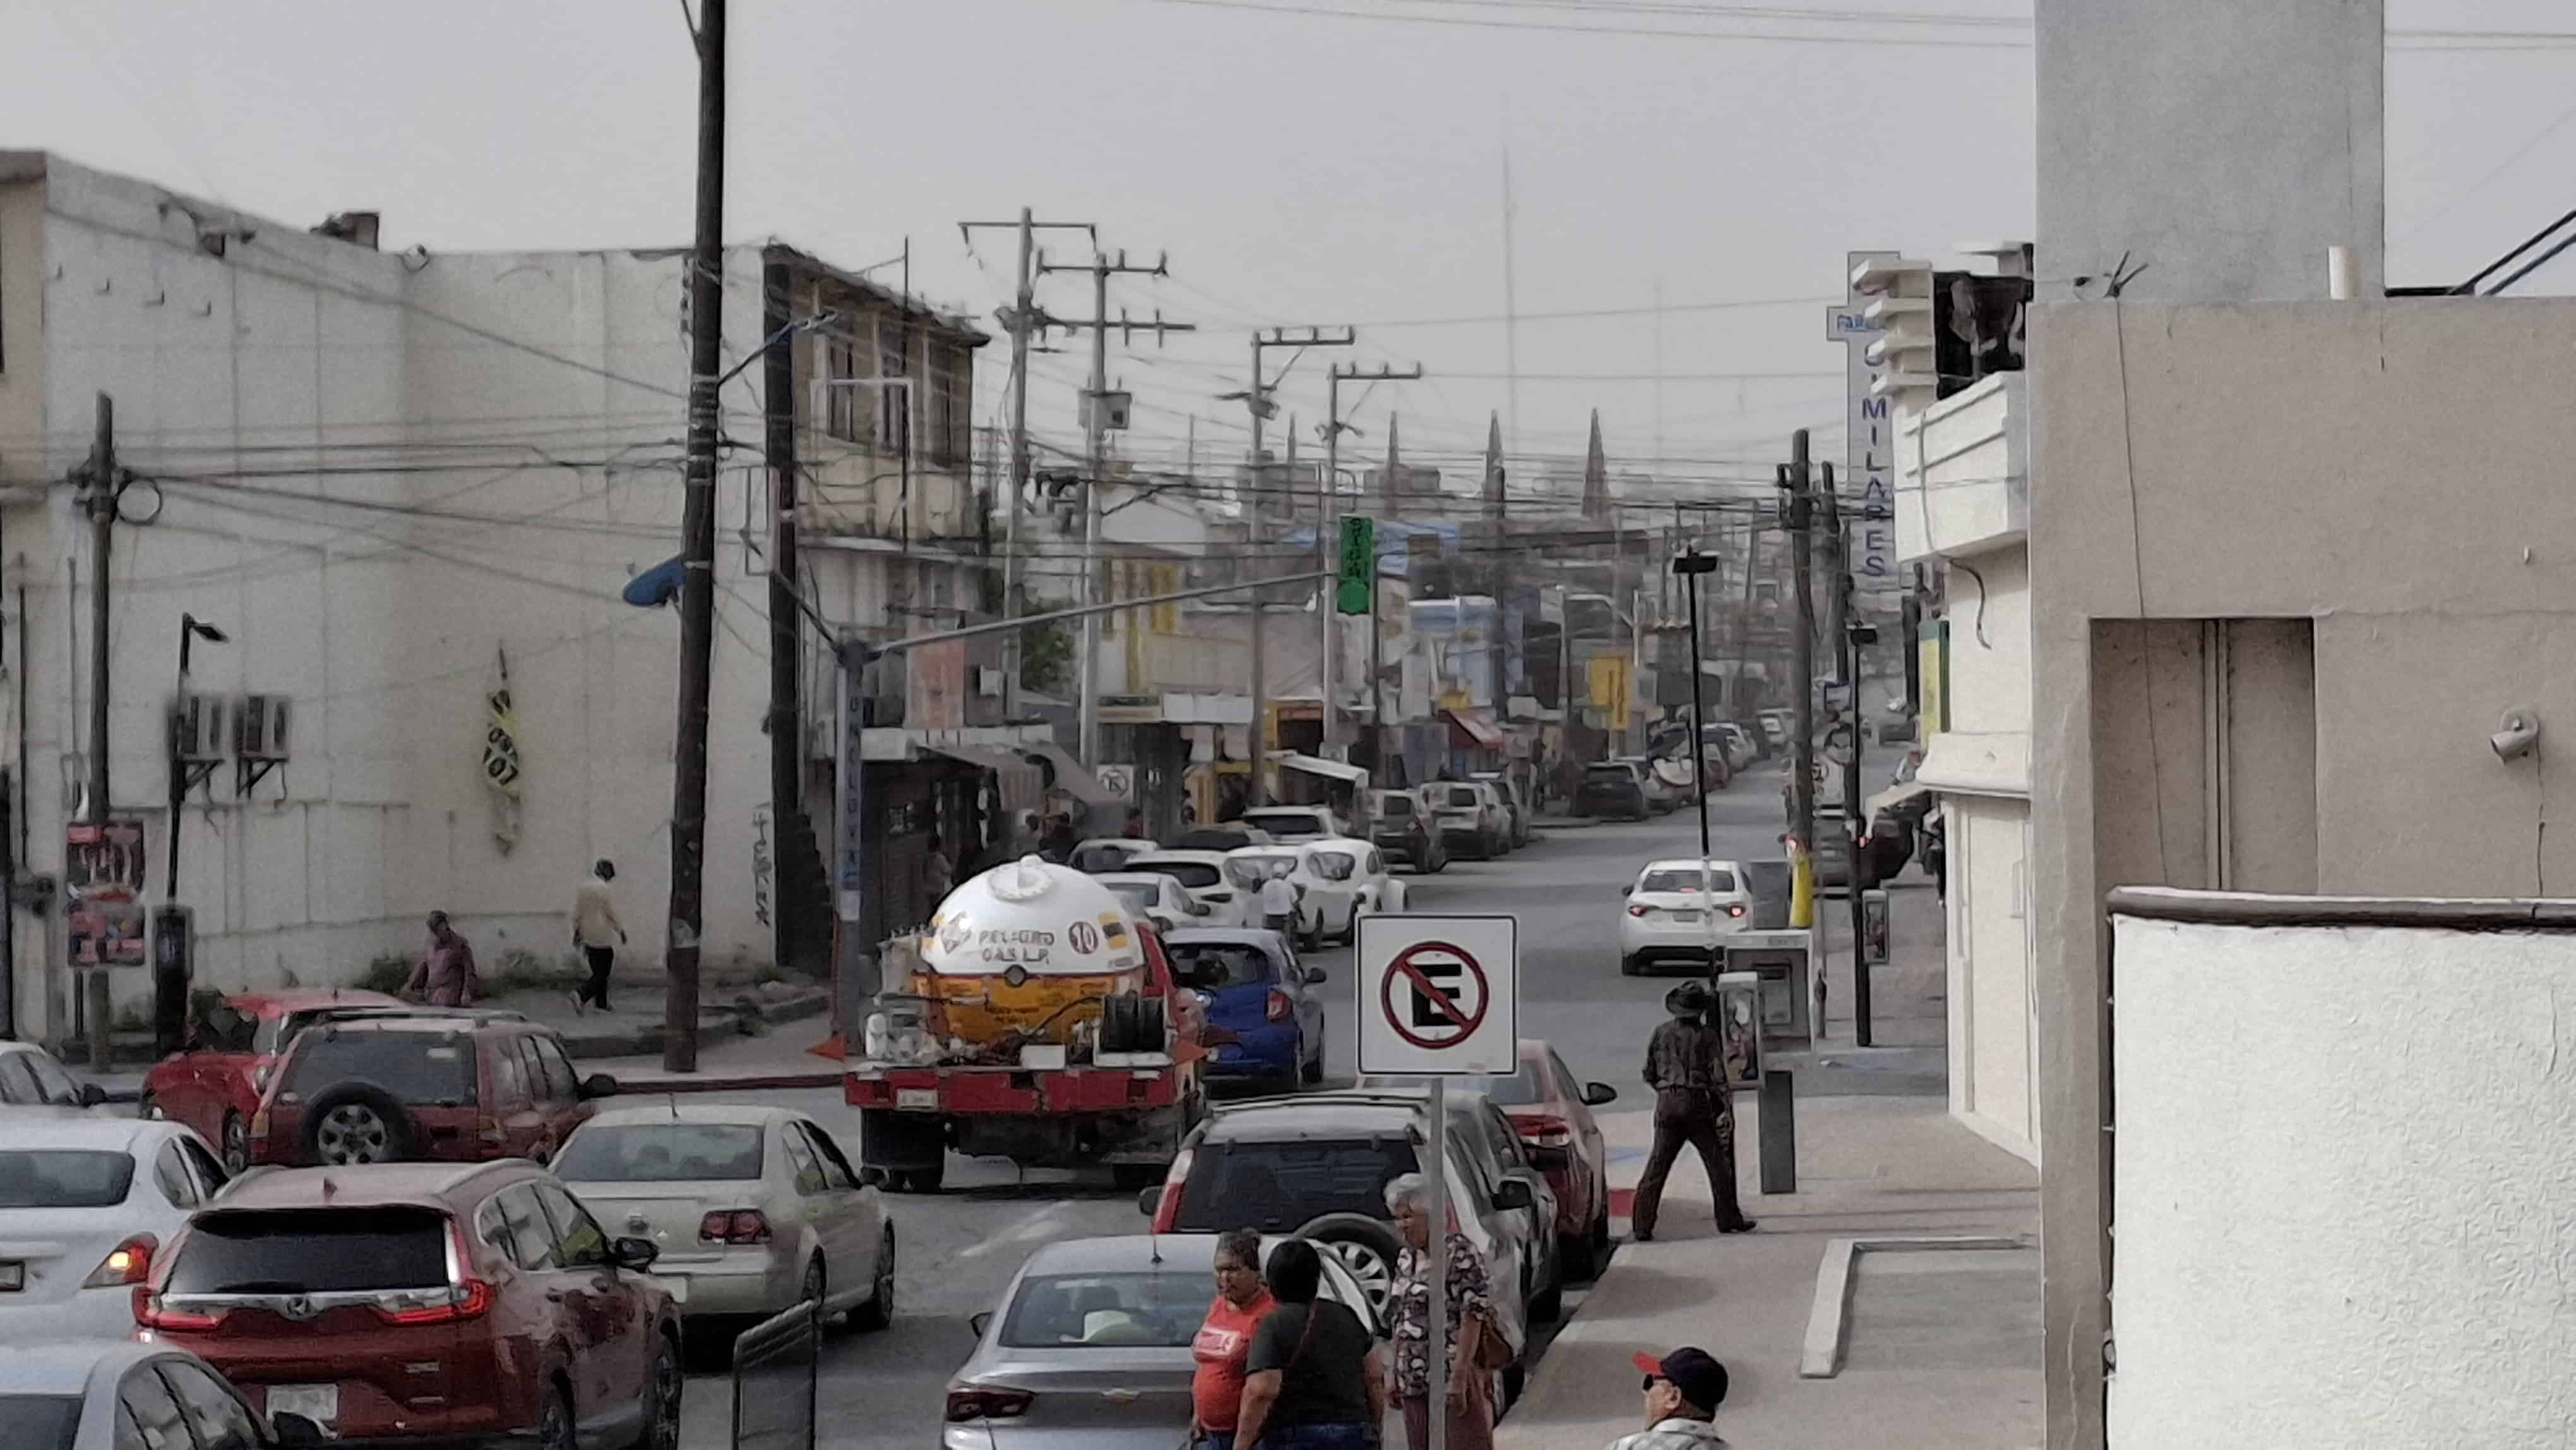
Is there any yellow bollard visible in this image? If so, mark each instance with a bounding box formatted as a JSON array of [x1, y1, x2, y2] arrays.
[[1789, 842, 1815, 928]]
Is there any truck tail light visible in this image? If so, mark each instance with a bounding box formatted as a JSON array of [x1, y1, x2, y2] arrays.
[[1266, 990, 1293, 1022], [83, 1235, 157, 1288], [946, 1386, 1035, 1422], [700, 1209, 773, 1245]]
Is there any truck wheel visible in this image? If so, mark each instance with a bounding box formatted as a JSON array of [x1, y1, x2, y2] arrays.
[[900, 1160, 946, 1193]]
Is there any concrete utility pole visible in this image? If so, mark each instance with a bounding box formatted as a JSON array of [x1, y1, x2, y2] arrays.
[[1323, 361, 1421, 760], [1241, 327, 1355, 805], [73, 394, 122, 1072], [959, 212, 1096, 717], [1034, 250, 1192, 766], [1782, 431, 1818, 938], [662, 0, 725, 1073], [1818, 461, 1874, 1046]]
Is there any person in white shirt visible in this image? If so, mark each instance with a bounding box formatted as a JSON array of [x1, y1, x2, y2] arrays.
[[1259, 870, 1299, 937], [571, 859, 628, 1014]]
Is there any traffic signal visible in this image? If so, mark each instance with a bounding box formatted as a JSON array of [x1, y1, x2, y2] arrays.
[[1336, 515, 1374, 614]]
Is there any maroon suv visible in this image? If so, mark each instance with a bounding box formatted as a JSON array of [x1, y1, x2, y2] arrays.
[[134, 1159, 681, 1449], [247, 1014, 614, 1168]]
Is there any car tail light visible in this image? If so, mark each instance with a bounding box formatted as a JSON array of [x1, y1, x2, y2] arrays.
[[1517, 1116, 1574, 1149], [372, 1217, 496, 1326], [1727, 903, 1746, 919], [133, 1288, 229, 1332], [83, 1235, 157, 1288], [945, 1386, 1035, 1422], [1626, 904, 1650, 918], [1147, 1146, 1191, 1232], [1266, 990, 1293, 1022], [700, 1209, 773, 1245]]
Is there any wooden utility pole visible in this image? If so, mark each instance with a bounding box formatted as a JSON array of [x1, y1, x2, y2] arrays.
[[663, 0, 725, 1073], [761, 250, 804, 979], [1784, 431, 1818, 935], [1241, 327, 1354, 805]]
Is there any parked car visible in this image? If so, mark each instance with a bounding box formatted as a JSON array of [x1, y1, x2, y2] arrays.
[[1575, 762, 1650, 822], [1366, 788, 1447, 873], [1222, 844, 1356, 949], [0, 1117, 230, 1342], [1471, 772, 1537, 849], [1068, 838, 1162, 875], [1171, 824, 1273, 853], [247, 1014, 616, 1168], [0, 1041, 112, 1114], [3, 1340, 302, 1450], [1123, 851, 1256, 927], [1709, 722, 1759, 770], [1238, 805, 1349, 843], [1166, 928, 1328, 1089], [1427, 780, 1508, 860], [1756, 710, 1791, 746], [1631, 758, 1688, 815], [1362, 1038, 1618, 1277], [1092, 870, 1217, 934], [1308, 836, 1404, 918], [1618, 858, 1755, 976], [141, 988, 408, 1170], [1141, 1091, 1548, 1399], [553, 1103, 893, 1329], [136, 1159, 682, 1449], [943, 1233, 1385, 1449]]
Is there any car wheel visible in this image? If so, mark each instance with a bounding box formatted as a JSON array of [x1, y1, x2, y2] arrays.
[[220, 1111, 249, 1173], [900, 1159, 946, 1194], [1301, 1036, 1325, 1086], [1299, 1213, 1402, 1317], [1530, 1274, 1564, 1325], [853, 1225, 895, 1331], [801, 1257, 832, 1328], [643, 1334, 683, 1450], [302, 1086, 414, 1165], [536, 1379, 576, 1450], [1592, 1206, 1613, 1262]]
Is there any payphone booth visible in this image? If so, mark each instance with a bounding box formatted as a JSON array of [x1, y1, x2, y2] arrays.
[[1720, 928, 1816, 1050]]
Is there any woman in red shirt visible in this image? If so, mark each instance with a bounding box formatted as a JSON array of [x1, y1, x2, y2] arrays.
[[1192, 1229, 1277, 1449]]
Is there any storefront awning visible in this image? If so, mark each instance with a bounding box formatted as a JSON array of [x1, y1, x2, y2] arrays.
[[1443, 708, 1506, 750], [924, 744, 1044, 815], [1277, 753, 1369, 786], [1022, 742, 1123, 806]]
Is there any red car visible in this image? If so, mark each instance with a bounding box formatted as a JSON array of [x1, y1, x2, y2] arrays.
[[143, 988, 405, 1170], [1488, 1038, 1619, 1277], [135, 1159, 682, 1449], [248, 1014, 613, 1168]]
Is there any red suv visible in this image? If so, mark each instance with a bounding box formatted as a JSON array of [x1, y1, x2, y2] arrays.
[[135, 1159, 681, 1449], [143, 988, 406, 1170], [248, 1015, 614, 1168]]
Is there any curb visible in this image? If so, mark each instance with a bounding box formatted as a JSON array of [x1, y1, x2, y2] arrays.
[[558, 986, 830, 1060], [1798, 1235, 2029, 1379]]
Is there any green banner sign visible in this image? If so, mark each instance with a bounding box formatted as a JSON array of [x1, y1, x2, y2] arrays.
[[1336, 515, 1375, 615]]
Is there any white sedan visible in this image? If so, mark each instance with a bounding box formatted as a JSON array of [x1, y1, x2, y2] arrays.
[[0, 1117, 232, 1343], [1224, 843, 1363, 948], [1093, 871, 1222, 933], [1618, 858, 1755, 976], [1306, 836, 1407, 920], [1122, 851, 1257, 927], [552, 1103, 893, 1329]]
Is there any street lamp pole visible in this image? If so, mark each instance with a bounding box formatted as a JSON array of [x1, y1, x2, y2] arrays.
[[1673, 551, 1719, 966], [158, 612, 226, 1057]]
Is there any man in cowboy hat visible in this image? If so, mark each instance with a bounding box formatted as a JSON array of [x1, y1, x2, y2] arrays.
[[1629, 980, 1757, 1242]]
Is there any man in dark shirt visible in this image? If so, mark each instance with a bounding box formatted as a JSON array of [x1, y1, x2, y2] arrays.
[[1630, 980, 1758, 1242], [1234, 1238, 1383, 1450]]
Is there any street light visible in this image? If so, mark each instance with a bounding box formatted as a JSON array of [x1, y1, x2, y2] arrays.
[[1672, 551, 1721, 972], [158, 612, 227, 1057]]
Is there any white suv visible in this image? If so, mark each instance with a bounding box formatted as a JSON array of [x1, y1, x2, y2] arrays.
[[1618, 858, 1754, 976]]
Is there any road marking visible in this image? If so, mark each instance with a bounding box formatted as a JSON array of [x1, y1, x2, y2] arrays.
[[955, 1199, 1077, 1260]]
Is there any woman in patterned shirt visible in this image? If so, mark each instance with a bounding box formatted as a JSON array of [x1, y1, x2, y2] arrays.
[[1384, 1173, 1500, 1450]]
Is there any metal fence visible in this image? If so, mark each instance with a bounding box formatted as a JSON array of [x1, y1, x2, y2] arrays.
[[730, 1299, 820, 1450]]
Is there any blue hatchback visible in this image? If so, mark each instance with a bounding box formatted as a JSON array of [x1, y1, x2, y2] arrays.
[[1165, 928, 1328, 1089]]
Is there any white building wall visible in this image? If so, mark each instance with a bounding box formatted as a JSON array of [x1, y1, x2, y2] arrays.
[[1947, 794, 2036, 1162]]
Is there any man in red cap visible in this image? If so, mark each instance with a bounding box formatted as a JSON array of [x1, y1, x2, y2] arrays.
[[1605, 1348, 1733, 1450]]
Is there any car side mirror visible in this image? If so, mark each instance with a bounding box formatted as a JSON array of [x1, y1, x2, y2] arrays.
[[1618, 885, 1632, 897], [609, 1235, 660, 1272], [858, 1165, 892, 1189], [1304, 967, 1328, 986], [272, 1413, 326, 1447], [580, 1074, 620, 1100], [79, 1082, 108, 1108], [970, 1310, 994, 1338], [1491, 1179, 1534, 1211], [1136, 1185, 1162, 1216], [1582, 1081, 1618, 1107]]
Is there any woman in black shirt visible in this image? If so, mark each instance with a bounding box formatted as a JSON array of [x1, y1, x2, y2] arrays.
[[1232, 1238, 1386, 1449]]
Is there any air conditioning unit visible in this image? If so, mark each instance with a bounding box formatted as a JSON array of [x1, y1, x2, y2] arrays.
[[170, 695, 226, 763], [236, 693, 292, 761]]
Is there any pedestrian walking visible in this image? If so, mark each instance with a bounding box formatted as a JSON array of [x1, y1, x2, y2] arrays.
[[1039, 813, 1080, 863], [569, 859, 626, 1014], [1232, 1237, 1383, 1450], [1259, 869, 1299, 938], [1386, 1173, 1500, 1450], [1604, 1348, 1734, 1450], [405, 911, 480, 1008], [1629, 981, 1758, 1241], [1191, 1230, 1278, 1450]]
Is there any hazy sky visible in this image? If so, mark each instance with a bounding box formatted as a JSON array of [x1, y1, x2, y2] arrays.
[[5, 0, 2572, 496]]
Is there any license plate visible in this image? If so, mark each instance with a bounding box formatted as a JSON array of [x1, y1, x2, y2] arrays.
[[895, 1088, 939, 1110], [266, 1386, 338, 1426], [1670, 911, 1703, 924], [0, 1261, 21, 1291]]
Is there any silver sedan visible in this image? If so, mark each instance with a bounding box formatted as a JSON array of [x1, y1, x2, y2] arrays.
[[0, 1340, 295, 1450]]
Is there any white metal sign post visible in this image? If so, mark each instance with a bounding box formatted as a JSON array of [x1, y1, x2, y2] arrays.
[[1357, 914, 1518, 1450]]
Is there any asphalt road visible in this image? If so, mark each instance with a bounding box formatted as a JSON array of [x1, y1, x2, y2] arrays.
[[674, 765, 1818, 1449]]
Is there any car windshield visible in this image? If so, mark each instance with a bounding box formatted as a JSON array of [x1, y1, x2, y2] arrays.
[[165, 1207, 451, 1294], [1107, 883, 1162, 915], [0, 1397, 80, 1450], [1375, 794, 1414, 818], [0, 1150, 135, 1208], [1069, 844, 1139, 873], [1309, 851, 1357, 882], [1138, 860, 1220, 889], [1175, 1138, 1416, 1233], [1001, 1271, 1211, 1349], [284, 1033, 476, 1106], [1484, 1060, 1547, 1106], [1639, 868, 1739, 893], [1167, 943, 1277, 988], [554, 1123, 765, 1182], [1225, 855, 1299, 889], [1437, 786, 1481, 808]]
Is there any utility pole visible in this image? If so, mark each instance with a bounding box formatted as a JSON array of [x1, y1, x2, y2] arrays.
[[73, 394, 122, 1072], [1034, 249, 1192, 766], [760, 251, 804, 980], [1782, 431, 1818, 940], [1819, 461, 1874, 1046], [1323, 361, 1421, 761], [663, 0, 725, 1073], [1241, 327, 1355, 805], [1902, 562, 1924, 720], [960, 212, 1095, 717]]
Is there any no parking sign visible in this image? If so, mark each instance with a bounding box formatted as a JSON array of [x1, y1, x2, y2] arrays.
[[1356, 914, 1519, 1076]]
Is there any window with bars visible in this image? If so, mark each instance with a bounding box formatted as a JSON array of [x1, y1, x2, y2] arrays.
[[879, 323, 910, 458], [824, 337, 864, 443], [927, 342, 969, 467]]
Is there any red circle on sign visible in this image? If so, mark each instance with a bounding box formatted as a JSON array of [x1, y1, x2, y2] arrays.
[[1380, 940, 1491, 1051]]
